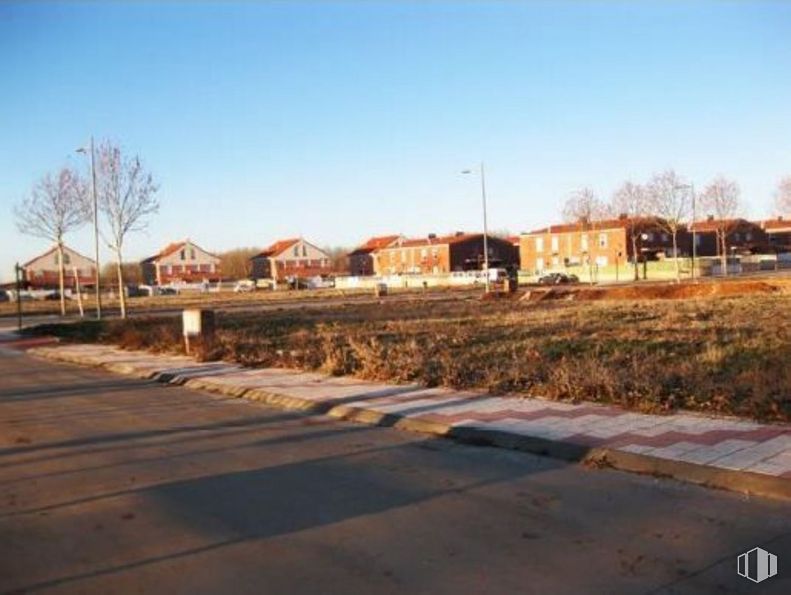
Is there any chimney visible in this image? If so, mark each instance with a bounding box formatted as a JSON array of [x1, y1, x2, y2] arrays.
[[618, 213, 628, 220], [455, 231, 464, 236], [428, 233, 437, 240], [707, 215, 715, 222]]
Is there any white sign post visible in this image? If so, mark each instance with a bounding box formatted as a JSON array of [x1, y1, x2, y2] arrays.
[[182, 309, 215, 356]]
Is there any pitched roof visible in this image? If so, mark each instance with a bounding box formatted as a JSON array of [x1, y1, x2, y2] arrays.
[[525, 218, 631, 235], [762, 217, 791, 232], [141, 240, 218, 263], [688, 218, 757, 233], [377, 232, 483, 249], [252, 238, 301, 259], [23, 244, 96, 268], [348, 235, 402, 256]]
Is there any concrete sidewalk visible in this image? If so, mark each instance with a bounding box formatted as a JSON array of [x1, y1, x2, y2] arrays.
[[27, 342, 791, 500]]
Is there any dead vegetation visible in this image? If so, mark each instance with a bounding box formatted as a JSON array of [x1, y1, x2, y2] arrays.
[[33, 286, 791, 422]]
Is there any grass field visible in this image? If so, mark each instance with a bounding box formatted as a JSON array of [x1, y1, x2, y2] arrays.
[[33, 280, 791, 422]]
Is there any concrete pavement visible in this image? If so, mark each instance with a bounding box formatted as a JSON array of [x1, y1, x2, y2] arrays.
[[27, 343, 791, 501], [1, 345, 791, 593]]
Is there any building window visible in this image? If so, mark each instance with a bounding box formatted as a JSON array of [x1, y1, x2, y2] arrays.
[[180, 250, 185, 260], [746, 232, 753, 241], [420, 248, 427, 259], [598, 233, 608, 248], [661, 233, 669, 242], [190, 249, 196, 260], [536, 257, 544, 271], [551, 256, 559, 266], [302, 245, 307, 257], [551, 236, 559, 252], [581, 234, 589, 252], [595, 256, 608, 266], [293, 245, 299, 257], [535, 237, 544, 252], [645, 232, 654, 242]]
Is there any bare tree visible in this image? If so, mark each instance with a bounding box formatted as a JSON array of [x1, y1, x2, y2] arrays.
[[14, 168, 88, 315], [700, 176, 741, 276], [561, 187, 612, 223], [322, 246, 351, 274], [611, 181, 648, 281], [775, 176, 791, 215], [646, 169, 691, 282], [96, 141, 159, 318], [219, 247, 260, 280], [561, 187, 612, 284]]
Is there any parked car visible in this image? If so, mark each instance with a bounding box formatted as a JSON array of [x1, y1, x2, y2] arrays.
[[233, 279, 256, 293], [0, 289, 9, 302], [538, 272, 579, 285], [158, 287, 178, 296]]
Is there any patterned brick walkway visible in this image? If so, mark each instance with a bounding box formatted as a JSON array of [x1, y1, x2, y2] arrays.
[[25, 343, 791, 487]]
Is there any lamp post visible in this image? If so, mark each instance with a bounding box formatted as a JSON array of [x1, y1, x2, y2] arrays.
[[77, 137, 102, 319], [462, 162, 490, 292], [675, 182, 697, 281], [14, 262, 23, 332]]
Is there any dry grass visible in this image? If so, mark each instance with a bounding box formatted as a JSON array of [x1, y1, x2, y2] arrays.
[[33, 290, 791, 422], [0, 286, 443, 317]]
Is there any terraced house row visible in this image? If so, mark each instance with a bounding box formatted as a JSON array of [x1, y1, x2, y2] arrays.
[[16, 215, 791, 288]]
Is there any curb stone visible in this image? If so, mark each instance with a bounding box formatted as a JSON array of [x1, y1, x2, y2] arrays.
[[26, 345, 791, 501]]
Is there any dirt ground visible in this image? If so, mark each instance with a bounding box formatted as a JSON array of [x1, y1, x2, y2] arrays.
[[524, 277, 791, 303]]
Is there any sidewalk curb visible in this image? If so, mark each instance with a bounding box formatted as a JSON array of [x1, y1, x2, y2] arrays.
[[28, 346, 791, 501]]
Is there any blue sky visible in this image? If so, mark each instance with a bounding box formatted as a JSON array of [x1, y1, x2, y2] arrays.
[[1, 1, 790, 280]]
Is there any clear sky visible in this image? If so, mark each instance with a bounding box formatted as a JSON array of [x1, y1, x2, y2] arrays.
[[2, 1, 790, 281]]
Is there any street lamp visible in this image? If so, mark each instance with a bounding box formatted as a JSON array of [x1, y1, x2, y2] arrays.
[[675, 182, 697, 281], [76, 137, 102, 319], [461, 162, 490, 292]]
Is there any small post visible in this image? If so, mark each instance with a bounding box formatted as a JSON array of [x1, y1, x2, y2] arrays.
[[15, 262, 23, 333], [182, 309, 215, 357]]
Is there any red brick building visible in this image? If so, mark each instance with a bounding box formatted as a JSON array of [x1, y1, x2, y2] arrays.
[[373, 233, 518, 275], [250, 238, 333, 281], [519, 217, 679, 273], [688, 218, 767, 257], [140, 240, 221, 285], [761, 217, 791, 251], [22, 245, 96, 289], [348, 235, 402, 276]]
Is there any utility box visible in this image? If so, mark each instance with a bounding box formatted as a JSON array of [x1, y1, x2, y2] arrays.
[[182, 309, 215, 355]]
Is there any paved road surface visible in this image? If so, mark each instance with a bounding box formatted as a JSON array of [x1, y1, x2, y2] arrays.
[[1, 348, 789, 594]]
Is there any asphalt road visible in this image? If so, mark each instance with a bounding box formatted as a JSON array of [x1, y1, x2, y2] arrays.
[[1, 349, 790, 594]]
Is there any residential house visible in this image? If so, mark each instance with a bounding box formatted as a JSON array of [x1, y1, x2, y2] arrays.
[[688, 218, 767, 257], [347, 235, 403, 276], [250, 238, 333, 281], [22, 245, 96, 289], [372, 232, 519, 275], [761, 217, 791, 250], [519, 216, 678, 273], [506, 235, 521, 269], [140, 240, 221, 285]]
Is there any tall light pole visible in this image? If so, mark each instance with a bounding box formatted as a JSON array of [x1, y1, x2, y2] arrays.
[[676, 182, 697, 281], [77, 137, 102, 319], [462, 162, 490, 292]]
